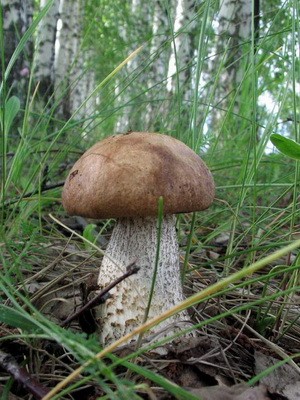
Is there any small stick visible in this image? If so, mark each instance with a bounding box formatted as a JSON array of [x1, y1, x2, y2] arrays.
[[0, 349, 50, 399], [4, 181, 65, 207], [61, 262, 140, 327]]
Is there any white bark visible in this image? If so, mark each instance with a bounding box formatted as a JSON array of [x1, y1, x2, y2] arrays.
[[97, 216, 191, 345], [54, 0, 96, 121], [116, 0, 154, 132], [149, 0, 174, 90], [207, 0, 252, 133], [142, 0, 177, 130], [66, 0, 85, 117], [54, 0, 72, 90], [1, 0, 32, 30], [218, 0, 252, 40], [55, 0, 82, 118], [35, 0, 60, 96], [1, 0, 33, 102], [168, 0, 197, 99], [216, 0, 252, 98]]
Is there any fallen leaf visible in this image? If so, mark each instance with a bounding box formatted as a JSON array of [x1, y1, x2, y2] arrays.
[[255, 350, 300, 400], [186, 383, 270, 400]]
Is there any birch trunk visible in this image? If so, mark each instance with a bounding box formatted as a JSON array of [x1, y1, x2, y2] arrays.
[[0, 0, 33, 104], [210, 0, 253, 129], [149, 0, 174, 90], [217, 0, 252, 91], [35, 0, 60, 99], [168, 0, 197, 101], [54, 0, 95, 122], [144, 0, 176, 130], [116, 0, 154, 132], [54, 0, 75, 119]]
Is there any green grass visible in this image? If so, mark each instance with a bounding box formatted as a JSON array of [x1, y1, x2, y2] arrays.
[[0, 0, 299, 399]]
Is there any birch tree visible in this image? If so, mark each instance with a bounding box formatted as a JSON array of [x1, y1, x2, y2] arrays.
[[64, 0, 90, 120], [217, 0, 252, 96], [54, 0, 79, 119], [168, 0, 198, 100], [0, 0, 33, 103], [116, 0, 154, 132], [210, 0, 258, 131], [148, 0, 174, 91], [54, 0, 96, 122], [144, 0, 176, 130], [34, 0, 60, 99]]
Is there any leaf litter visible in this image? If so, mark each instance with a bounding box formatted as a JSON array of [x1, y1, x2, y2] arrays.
[[0, 220, 300, 399]]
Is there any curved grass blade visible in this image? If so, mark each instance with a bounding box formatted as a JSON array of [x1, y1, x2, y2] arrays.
[[0, 305, 40, 331], [0, 0, 55, 96]]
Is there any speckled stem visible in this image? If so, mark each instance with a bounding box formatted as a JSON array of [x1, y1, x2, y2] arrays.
[[97, 215, 191, 344]]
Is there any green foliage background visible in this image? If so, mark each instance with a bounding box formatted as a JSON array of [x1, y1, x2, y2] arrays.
[[0, 0, 299, 398]]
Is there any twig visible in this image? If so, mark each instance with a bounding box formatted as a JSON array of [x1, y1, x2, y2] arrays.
[[0, 349, 50, 399], [4, 181, 65, 207], [61, 262, 140, 327], [42, 237, 300, 400]]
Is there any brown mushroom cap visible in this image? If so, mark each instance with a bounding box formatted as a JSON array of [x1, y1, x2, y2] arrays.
[[62, 132, 215, 218]]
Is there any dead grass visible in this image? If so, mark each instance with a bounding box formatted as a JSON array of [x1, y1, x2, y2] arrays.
[[1, 215, 299, 399]]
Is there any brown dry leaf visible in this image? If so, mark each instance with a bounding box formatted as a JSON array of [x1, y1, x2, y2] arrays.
[[186, 383, 270, 400], [255, 350, 300, 400], [170, 334, 253, 382]]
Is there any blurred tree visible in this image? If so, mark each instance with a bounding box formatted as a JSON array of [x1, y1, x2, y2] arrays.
[[34, 0, 59, 101], [168, 0, 198, 99], [210, 0, 259, 131], [33, 0, 96, 124], [144, 0, 178, 131], [217, 0, 253, 92], [166, 0, 205, 142], [115, 0, 154, 132], [0, 0, 33, 104], [54, 0, 84, 119], [1, 0, 297, 145]]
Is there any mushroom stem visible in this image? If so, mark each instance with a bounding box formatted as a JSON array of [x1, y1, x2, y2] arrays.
[[97, 215, 191, 344]]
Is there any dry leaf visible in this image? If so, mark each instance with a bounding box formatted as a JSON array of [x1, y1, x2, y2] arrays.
[[255, 350, 300, 400], [186, 383, 269, 400]]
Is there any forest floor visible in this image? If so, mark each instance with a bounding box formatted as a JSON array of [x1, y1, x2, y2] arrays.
[[1, 212, 299, 400]]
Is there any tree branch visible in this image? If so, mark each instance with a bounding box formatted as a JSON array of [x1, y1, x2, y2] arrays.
[[4, 181, 65, 207], [0, 349, 50, 399]]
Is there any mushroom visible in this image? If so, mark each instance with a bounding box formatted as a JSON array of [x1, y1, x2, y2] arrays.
[[62, 131, 215, 344]]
